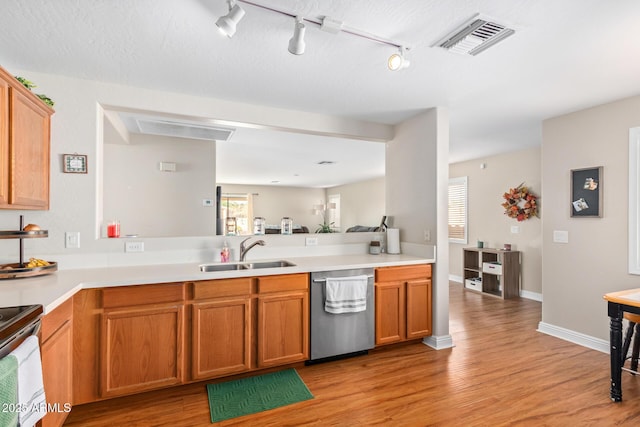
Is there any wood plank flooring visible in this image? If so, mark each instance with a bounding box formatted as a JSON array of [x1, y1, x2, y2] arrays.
[[64, 283, 640, 426]]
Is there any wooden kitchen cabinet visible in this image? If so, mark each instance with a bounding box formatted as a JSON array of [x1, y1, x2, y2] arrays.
[[375, 264, 432, 346], [257, 273, 309, 367], [0, 66, 53, 210], [191, 278, 253, 380], [40, 298, 73, 427], [100, 283, 185, 398]]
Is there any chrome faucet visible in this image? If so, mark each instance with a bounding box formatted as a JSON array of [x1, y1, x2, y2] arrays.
[[239, 237, 266, 262]]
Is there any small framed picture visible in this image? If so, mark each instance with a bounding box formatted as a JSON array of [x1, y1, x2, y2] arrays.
[[571, 166, 603, 217], [63, 154, 88, 174]]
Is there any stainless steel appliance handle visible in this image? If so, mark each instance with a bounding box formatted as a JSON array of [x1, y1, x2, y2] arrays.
[[312, 275, 373, 283], [0, 319, 41, 359]]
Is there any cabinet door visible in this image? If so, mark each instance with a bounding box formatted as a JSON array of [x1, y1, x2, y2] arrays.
[[375, 281, 405, 345], [406, 278, 432, 339], [257, 291, 309, 367], [41, 319, 73, 427], [191, 297, 251, 380], [0, 78, 8, 206], [101, 304, 184, 397], [9, 88, 50, 209]]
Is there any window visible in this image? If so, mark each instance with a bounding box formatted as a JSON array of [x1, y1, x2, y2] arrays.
[[328, 194, 341, 230], [448, 177, 468, 244], [221, 193, 251, 235]]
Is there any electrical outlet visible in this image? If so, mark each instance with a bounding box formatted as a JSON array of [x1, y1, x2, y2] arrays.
[[65, 232, 80, 249], [423, 229, 431, 242], [305, 237, 318, 246], [125, 241, 144, 253]]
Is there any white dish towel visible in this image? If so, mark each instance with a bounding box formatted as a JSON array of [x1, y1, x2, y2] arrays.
[[10, 335, 46, 427], [324, 275, 368, 314]]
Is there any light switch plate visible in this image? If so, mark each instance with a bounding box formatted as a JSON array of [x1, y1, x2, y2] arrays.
[[305, 237, 318, 246], [553, 230, 569, 243], [65, 232, 80, 248]]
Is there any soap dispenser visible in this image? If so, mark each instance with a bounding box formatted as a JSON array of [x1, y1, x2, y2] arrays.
[[221, 241, 230, 263]]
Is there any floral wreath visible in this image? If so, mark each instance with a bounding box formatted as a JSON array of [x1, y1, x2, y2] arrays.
[[502, 183, 538, 221]]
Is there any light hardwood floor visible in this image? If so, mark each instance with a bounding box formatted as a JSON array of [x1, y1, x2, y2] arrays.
[[64, 283, 640, 426]]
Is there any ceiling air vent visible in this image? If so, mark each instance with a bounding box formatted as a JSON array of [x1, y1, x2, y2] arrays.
[[135, 118, 235, 142], [435, 14, 515, 56]]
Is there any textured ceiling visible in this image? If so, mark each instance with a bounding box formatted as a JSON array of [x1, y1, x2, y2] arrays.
[[2, 0, 640, 166]]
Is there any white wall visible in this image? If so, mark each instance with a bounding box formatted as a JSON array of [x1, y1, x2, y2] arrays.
[[542, 95, 640, 344], [219, 184, 324, 231], [328, 177, 385, 232], [104, 134, 216, 237], [0, 69, 394, 267], [386, 108, 451, 347], [449, 147, 542, 298]]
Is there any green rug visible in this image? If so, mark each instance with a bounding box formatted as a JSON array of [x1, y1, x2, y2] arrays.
[[206, 368, 313, 423]]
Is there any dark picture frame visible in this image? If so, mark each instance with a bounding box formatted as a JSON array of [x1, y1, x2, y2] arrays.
[[570, 166, 603, 217], [63, 154, 88, 174]]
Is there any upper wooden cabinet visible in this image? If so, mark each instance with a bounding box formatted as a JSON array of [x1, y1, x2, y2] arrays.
[[375, 264, 432, 346], [0, 66, 53, 210]]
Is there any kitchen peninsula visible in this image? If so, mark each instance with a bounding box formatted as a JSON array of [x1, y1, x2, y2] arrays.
[[0, 252, 433, 417]]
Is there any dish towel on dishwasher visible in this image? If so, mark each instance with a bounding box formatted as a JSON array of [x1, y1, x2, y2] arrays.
[[0, 354, 19, 427], [10, 335, 46, 427], [325, 275, 368, 314]]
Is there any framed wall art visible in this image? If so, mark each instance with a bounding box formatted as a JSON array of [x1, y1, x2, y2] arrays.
[[570, 166, 603, 217], [63, 153, 88, 174]]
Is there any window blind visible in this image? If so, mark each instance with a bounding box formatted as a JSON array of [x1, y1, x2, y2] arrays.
[[448, 177, 468, 243]]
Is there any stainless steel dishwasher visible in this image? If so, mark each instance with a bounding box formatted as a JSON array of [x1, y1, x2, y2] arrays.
[[308, 268, 375, 363]]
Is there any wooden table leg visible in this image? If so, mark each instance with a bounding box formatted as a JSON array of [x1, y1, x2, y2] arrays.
[[608, 301, 623, 402]]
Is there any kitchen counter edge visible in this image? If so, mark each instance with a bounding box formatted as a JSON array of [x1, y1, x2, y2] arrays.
[[0, 254, 434, 313]]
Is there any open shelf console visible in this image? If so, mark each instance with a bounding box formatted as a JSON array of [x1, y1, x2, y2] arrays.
[[463, 247, 520, 299]]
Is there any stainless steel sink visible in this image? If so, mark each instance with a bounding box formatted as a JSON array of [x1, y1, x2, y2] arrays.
[[241, 260, 296, 269], [199, 260, 295, 272], [199, 263, 244, 272]]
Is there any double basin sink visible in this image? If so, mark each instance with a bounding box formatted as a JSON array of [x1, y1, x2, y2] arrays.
[[200, 260, 295, 272]]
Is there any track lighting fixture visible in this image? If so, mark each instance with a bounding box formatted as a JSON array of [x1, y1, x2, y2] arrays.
[[288, 16, 306, 55], [215, 0, 246, 38], [215, 0, 410, 70], [388, 46, 410, 71]]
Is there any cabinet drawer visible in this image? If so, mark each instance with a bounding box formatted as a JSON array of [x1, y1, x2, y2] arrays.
[[103, 283, 185, 308], [257, 273, 308, 293], [482, 262, 503, 275], [41, 297, 73, 342], [192, 278, 253, 299], [375, 264, 431, 283]]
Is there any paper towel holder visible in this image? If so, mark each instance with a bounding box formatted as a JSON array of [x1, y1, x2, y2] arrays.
[[386, 227, 401, 254]]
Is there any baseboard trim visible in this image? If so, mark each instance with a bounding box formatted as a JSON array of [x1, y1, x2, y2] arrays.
[[537, 322, 609, 354], [520, 289, 542, 302], [449, 275, 462, 283], [423, 334, 454, 350]]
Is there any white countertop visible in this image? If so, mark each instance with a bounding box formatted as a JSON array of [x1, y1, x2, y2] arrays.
[[0, 254, 433, 313]]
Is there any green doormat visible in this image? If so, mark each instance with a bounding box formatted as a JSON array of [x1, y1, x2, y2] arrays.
[[206, 368, 313, 423]]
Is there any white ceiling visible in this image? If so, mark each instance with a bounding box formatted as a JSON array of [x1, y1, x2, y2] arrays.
[[2, 0, 640, 172]]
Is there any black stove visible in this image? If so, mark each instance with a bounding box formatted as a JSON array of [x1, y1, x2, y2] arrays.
[[0, 304, 43, 346]]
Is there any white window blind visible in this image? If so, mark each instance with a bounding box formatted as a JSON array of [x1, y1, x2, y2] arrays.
[[448, 177, 468, 244]]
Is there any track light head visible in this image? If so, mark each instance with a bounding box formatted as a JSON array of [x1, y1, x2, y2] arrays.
[[388, 46, 410, 71], [288, 17, 306, 55], [215, 2, 246, 38]]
